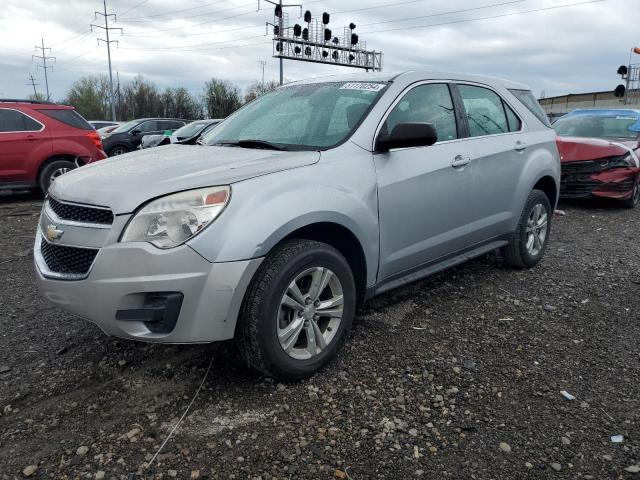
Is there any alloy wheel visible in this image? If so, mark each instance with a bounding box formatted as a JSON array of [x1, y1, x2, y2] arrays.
[[50, 167, 71, 185], [525, 203, 548, 257], [277, 267, 344, 360]]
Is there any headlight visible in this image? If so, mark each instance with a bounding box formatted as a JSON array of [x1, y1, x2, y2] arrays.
[[605, 153, 635, 168], [121, 186, 230, 248]]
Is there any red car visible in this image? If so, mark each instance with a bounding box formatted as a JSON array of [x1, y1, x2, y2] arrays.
[[554, 109, 640, 208], [0, 99, 107, 192]]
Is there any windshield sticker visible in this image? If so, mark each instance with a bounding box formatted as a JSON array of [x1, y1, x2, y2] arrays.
[[340, 82, 386, 92]]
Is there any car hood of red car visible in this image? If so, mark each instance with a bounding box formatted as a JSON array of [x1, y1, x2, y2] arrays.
[[556, 136, 639, 163]]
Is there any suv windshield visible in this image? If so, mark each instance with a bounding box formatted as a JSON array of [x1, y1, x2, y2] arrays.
[[112, 120, 140, 134], [202, 81, 387, 150], [553, 112, 640, 139]]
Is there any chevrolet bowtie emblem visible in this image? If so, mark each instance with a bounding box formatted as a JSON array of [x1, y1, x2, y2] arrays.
[[45, 224, 64, 242]]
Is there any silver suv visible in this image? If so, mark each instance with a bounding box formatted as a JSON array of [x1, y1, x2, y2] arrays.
[[34, 71, 560, 380]]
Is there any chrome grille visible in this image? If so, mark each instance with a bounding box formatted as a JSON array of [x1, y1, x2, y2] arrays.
[[40, 238, 98, 276], [47, 196, 114, 225]]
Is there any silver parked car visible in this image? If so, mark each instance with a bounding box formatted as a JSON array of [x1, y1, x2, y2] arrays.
[[34, 71, 560, 380]]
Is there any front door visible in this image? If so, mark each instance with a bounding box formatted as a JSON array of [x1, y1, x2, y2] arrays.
[[374, 83, 476, 280]]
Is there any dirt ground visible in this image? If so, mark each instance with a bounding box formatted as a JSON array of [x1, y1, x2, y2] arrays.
[[0, 190, 639, 480]]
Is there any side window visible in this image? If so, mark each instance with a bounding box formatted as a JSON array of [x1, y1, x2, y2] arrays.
[[137, 121, 158, 133], [504, 102, 521, 132], [458, 85, 510, 137], [0, 109, 42, 132], [159, 120, 184, 130], [382, 83, 458, 142]]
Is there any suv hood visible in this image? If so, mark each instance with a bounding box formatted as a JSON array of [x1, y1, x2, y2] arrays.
[[50, 144, 320, 214]]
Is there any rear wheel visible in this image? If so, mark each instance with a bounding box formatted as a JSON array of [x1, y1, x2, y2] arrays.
[[236, 239, 356, 380], [622, 176, 640, 209], [108, 145, 130, 156], [39, 159, 76, 193], [502, 189, 552, 268]]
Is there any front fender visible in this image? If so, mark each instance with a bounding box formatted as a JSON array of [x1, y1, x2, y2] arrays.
[[188, 149, 380, 286]]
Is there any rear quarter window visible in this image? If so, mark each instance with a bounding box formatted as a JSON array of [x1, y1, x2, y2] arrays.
[[0, 108, 42, 132], [38, 109, 93, 130], [509, 89, 551, 127]]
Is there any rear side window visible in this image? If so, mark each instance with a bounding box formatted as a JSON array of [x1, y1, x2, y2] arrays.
[[137, 120, 159, 133], [39, 109, 93, 130], [0, 108, 42, 132], [509, 89, 551, 127], [158, 120, 185, 130], [458, 85, 511, 137], [504, 103, 521, 132], [382, 83, 458, 142]]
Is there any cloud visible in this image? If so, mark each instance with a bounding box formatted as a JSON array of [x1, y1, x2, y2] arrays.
[[1, 0, 636, 105]]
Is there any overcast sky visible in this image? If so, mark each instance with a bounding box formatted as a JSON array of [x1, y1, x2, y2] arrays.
[[0, 0, 636, 103]]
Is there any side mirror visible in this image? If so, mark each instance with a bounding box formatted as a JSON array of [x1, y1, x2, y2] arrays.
[[376, 122, 438, 152], [131, 129, 141, 136]]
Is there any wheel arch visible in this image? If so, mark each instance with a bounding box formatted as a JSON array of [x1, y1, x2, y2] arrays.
[[278, 221, 368, 307], [532, 175, 558, 209]]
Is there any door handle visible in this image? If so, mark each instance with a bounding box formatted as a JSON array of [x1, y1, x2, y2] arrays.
[[514, 141, 527, 151], [451, 155, 471, 168], [25, 135, 37, 142]]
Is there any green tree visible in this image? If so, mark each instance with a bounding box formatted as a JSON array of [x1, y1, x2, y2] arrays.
[[65, 75, 111, 119], [244, 80, 279, 103], [202, 78, 241, 119]]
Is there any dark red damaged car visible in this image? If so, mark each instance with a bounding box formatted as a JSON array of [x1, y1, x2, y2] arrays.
[[553, 109, 640, 208]]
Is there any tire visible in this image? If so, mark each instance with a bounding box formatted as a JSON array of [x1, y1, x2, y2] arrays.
[[502, 189, 552, 268], [108, 145, 130, 157], [39, 159, 76, 193], [236, 239, 356, 380], [622, 176, 640, 209]]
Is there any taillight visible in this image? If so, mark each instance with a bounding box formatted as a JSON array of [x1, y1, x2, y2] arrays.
[[86, 131, 103, 151]]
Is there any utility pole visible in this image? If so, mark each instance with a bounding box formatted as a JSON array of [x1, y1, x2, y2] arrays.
[[91, 0, 122, 121], [27, 74, 40, 97], [260, 0, 302, 85], [258, 60, 266, 85], [33, 39, 55, 101]]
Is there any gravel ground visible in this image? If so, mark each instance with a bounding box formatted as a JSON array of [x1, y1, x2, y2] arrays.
[[0, 190, 639, 480]]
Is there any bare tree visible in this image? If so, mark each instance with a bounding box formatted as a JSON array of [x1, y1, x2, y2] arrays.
[[65, 75, 111, 119], [202, 78, 242, 119], [244, 80, 280, 103]]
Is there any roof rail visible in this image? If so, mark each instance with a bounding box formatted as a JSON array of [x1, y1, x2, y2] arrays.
[[0, 98, 56, 105]]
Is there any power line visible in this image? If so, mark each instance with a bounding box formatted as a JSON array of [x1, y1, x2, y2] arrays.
[[120, 1, 254, 22], [360, 0, 605, 34], [32, 39, 55, 101], [91, 0, 122, 121], [359, 0, 527, 28], [119, 0, 150, 16]]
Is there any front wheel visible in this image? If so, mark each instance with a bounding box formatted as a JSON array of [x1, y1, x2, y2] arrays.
[[502, 189, 552, 268], [236, 239, 356, 380]]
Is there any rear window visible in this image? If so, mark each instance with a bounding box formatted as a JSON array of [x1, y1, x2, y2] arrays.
[[508, 89, 551, 127], [38, 109, 93, 130]]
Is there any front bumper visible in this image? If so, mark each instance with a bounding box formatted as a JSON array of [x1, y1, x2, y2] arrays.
[[34, 227, 262, 343], [560, 166, 639, 200]]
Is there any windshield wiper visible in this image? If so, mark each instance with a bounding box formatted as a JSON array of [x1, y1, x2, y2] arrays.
[[214, 139, 288, 151]]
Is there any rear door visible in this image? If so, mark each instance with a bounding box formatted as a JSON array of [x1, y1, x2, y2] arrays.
[[374, 82, 476, 279], [454, 83, 525, 240], [0, 108, 49, 184]]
